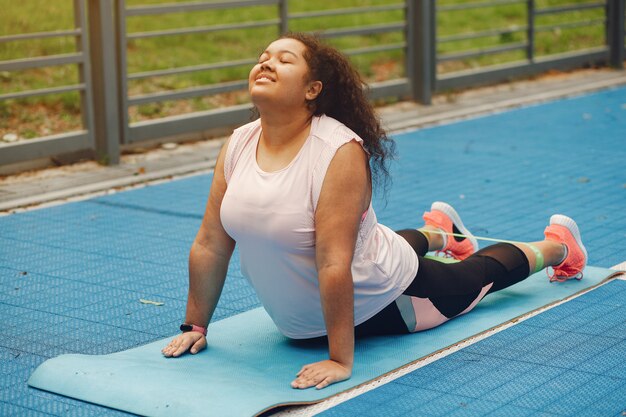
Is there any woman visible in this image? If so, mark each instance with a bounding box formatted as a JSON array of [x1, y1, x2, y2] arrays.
[[162, 33, 587, 390]]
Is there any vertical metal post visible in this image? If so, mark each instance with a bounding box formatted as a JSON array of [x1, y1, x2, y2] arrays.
[[430, 1, 437, 90], [407, 0, 435, 104], [278, 0, 288, 35], [87, 0, 121, 165], [116, 0, 130, 144], [607, 0, 625, 69], [527, 0, 535, 63], [74, 0, 96, 147]]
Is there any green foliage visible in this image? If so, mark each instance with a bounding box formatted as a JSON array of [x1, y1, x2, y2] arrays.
[[22, 129, 38, 139], [0, 0, 609, 130]]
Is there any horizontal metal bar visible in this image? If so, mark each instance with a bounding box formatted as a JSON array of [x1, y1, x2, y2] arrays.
[[0, 131, 91, 166], [437, 47, 607, 91], [128, 80, 249, 106], [343, 42, 406, 56], [128, 58, 257, 80], [127, 79, 411, 144], [125, 0, 279, 16], [438, 42, 527, 62], [535, 2, 605, 15], [318, 22, 405, 39], [0, 84, 85, 101], [366, 78, 410, 100], [0, 53, 83, 72], [439, 26, 528, 43], [288, 4, 405, 19], [0, 29, 81, 43], [128, 79, 412, 143], [127, 103, 253, 143], [535, 18, 606, 32], [127, 19, 280, 40], [438, 0, 525, 12]]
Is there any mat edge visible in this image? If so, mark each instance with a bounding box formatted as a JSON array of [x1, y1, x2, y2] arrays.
[[256, 271, 625, 416]]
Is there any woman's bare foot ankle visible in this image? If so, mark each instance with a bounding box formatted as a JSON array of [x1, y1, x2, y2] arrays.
[[544, 240, 567, 266], [419, 225, 445, 251]]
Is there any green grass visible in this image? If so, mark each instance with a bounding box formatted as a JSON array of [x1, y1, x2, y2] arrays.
[[0, 0, 610, 138]]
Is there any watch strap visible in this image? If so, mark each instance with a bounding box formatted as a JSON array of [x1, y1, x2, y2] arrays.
[[180, 323, 207, 336]]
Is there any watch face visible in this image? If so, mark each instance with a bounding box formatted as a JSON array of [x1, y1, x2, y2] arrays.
[[180, 324, 193, 332]]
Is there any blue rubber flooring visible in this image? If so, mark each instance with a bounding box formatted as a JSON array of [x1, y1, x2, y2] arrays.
[[1, 85, 625, 416]]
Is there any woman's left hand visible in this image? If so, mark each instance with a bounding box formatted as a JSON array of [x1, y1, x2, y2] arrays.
[[291, 359, 352, 390]]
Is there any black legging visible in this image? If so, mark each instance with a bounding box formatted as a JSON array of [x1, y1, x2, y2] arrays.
[[354, 229, 531, 337]]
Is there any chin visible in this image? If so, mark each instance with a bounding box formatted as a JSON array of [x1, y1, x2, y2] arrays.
[[250, 91, 274, 107]]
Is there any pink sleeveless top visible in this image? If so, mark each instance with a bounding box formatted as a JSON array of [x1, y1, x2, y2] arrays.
[[220, 115, 418, 338]]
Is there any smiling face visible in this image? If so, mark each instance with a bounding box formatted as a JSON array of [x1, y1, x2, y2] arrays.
[[248, 38, 322, 112]]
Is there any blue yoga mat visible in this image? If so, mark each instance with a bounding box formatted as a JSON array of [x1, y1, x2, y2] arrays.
[[28, 266, 621, 417]]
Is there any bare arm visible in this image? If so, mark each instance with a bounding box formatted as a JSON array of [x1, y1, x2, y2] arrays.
[[185, 138, 235, 328], [291, 140, 370, 389], [162, 138, 235, 357]]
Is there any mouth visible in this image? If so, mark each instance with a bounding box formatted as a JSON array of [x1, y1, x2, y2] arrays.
[[255, 73, 276, 82]]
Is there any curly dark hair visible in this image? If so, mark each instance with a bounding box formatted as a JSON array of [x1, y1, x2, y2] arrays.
[[282, 32, 396, 193]]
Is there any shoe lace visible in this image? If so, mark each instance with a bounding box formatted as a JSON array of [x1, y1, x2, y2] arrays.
[[544, 226, 584, 283], [435, 249, 454, 259], [547, 267, 584, 283]]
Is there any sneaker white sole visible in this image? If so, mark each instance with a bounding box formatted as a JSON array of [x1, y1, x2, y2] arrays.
[[431, 201, 479, 252], [550, 214, 588, 267]]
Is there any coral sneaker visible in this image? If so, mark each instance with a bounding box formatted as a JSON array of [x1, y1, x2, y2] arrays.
[[544, 214, 588, 282], [422, 202, 478, 260]]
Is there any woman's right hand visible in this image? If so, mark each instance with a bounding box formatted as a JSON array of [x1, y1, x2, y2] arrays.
[[161, 332, 207, 357]]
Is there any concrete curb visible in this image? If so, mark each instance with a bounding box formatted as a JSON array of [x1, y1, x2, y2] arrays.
[[386, 73, 626, 132], [1, 72, 625, 213], [0, 161, 215, 213]]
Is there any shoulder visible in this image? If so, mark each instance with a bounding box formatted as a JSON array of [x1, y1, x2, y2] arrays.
[[311, 115, 363, 150], [308, 116, 369, 209], [226, 118, 261, 157], [231, 118, 261, 140], [334, 139, 367, 159], [224, 119, 261, 182]]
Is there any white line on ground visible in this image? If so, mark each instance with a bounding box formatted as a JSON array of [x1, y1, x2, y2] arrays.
[[2, 71, 623, 416], [612, 261, 626, 275], [273, 262, 626, 417]]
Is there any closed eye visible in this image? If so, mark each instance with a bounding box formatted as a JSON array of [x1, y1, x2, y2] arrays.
[[257, 49, 298, 65]]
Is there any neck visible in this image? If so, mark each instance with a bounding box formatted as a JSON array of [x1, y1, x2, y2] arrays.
[[257, 106, 314, 148]]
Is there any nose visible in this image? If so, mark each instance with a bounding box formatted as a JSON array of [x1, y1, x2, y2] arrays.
[[260, 60, 274, 72]]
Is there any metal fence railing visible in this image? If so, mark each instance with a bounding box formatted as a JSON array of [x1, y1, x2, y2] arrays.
[[1, 0, 624, 169], [0, 0, 95, 166], [433, 0, 617, 94], [119, 0, 410, 145]]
